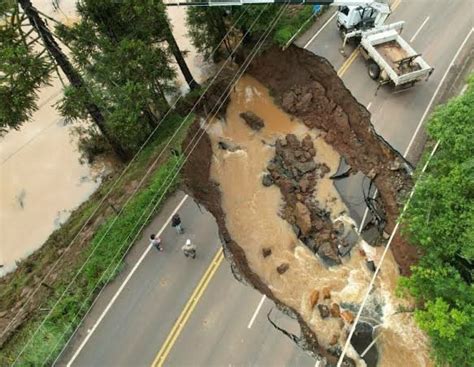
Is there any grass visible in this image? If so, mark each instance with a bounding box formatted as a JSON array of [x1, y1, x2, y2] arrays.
[[0, 112, 194, 366], [273, 5, 322, 46]]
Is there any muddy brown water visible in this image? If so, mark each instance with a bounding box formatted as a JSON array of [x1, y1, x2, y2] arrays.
[[0, 1, 209, 276], [208, 76, 431, 366]]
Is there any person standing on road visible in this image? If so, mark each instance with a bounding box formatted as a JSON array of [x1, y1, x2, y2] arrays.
[[182, 239, 196, 259], [150, 234, 163, 252], [171, 213, 184, 234]]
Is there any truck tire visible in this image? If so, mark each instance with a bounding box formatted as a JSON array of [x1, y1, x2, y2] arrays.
[[368, 62, 381, 80]]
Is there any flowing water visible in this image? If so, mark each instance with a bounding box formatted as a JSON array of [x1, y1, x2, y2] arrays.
[[208, 76, 431, 366], [0, 1, 208, 276]]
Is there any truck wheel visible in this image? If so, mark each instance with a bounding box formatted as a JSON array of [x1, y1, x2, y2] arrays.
[[368, 62, 381, 80]]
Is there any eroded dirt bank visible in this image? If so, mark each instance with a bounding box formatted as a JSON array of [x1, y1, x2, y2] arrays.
[[183, 47, 430, 366]]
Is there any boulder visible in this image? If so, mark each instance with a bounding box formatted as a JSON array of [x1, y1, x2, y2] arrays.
[[317, 242, 341, 266], [309, 290, 319, 309], [295, 202, 312, 235], [262, 174, 274, 187], [302, 135, 314, 150], [299, 177, 310, 193], [294, 160, 317, 174], [330, 303, 341, 317], [318, 304, 330, 319], [277, 263, 289, 274], [322, 287, 331, 300], [329, 333, 340, 346], [366, 260, 376, 272], [340, 310, 355, 324], [286, 134, 300, 148], [240, 111, 264, 131], [262, 247, 272, 258]]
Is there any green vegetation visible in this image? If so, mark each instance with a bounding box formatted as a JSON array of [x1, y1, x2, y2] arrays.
[[186, 5, 319, 61], [0, 112, 193, 366], [400, 75, 474, 366]]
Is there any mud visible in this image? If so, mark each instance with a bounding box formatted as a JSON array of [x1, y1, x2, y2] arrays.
[[182, 46, 431, 366], [247, 45, 418, 275]]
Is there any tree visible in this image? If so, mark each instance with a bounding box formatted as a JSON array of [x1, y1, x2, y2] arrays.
[[55, 0, 182, 157], [400, 75, 474, 366], [0, 0, 129, 160]]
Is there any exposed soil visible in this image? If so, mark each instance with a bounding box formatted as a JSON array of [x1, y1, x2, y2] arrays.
[[182, 45, 426, 365], [247, 45, 419, 275]]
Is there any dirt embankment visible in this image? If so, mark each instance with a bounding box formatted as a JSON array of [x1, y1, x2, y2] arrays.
[[248, 46, 418, 274]]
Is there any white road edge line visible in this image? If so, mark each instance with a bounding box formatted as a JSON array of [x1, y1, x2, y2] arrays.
[[303, 12, 337, 49], [247, 295, 267, 329], [66, 194, 189, 367], [404, 27, 473, 157], [410, 16, 430, 43], [337, 28, 474, 367]]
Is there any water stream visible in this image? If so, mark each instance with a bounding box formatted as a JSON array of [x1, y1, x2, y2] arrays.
[[207, 76, 431, 366]]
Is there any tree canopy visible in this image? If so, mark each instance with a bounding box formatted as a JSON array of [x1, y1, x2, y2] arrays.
[[400, 75, 474, 366]]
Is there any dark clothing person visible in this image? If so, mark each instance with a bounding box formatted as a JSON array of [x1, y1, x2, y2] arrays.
[[171, 214, 184, 234]]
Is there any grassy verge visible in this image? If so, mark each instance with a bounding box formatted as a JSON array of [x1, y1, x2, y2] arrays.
[[273, 5, 324, 46], [0, 111, 194, 366]]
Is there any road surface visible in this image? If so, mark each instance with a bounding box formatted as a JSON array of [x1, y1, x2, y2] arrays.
[[58, 1, 473, 366]]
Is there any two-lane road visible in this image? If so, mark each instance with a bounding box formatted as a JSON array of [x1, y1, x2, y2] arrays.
[[59, 1, 473, 366]]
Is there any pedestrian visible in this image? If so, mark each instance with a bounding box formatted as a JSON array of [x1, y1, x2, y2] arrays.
[[171, 213, 184, 234], [182, 239, 196, 259], [150, 233, 163, 252]]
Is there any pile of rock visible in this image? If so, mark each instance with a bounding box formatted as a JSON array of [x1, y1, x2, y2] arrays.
[[263, 133, 341, 266]]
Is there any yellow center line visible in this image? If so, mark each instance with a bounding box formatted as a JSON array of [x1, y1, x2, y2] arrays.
[[151, 248, 224, 367], [151, 3, 407, 365]]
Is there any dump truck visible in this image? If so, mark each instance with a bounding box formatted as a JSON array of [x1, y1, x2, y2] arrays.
[[343, 21, 434, 88]]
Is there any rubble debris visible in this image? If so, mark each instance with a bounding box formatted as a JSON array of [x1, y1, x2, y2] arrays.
[[340, 310, 355, 324], [318, 304, 330, 319], [262, 247, 272, 258], [309, 290, 319, 309], [330, 303, 341, 318], [277, 263, 290, 274], [322, 287, 331, 300], [240, 111, 265, 131], [262, 174, 274, 187]]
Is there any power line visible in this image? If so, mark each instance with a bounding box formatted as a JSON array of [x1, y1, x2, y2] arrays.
[[11, 3, 287, 365], [1, 1, 247, 346]]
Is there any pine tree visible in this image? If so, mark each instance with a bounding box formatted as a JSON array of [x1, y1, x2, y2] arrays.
[[0, 0, 129, 160]]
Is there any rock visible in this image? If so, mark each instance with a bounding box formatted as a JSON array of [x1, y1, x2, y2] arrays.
[[262, 247, 272, 258], [320, 163, 330, 177], [317, 242, 341, 266], [367, 168, 377, 179], [277, 263, 289, 274], [309, 290, 319, 309], [295, 150, 303, 159], [282, 91, 297, 112], [299, 177, 310, 193], [322, 287, 331, 300], [359, 249, 366, 257], [295, 202, 312, 235], [218, 140, 240, 152], [366, 260, 376, 272], [302, 135, 314, 150], [303, 152, 312, 160], [340, 310, 355, 324], [240, 111, 264, 131], [280, 137, 287, 147], [318, 304, 330, 318], [262, 174, 273, 187], [0, 310, 7, 318], [286, 134, 300, 148], [308, 148, 316, 156], [294, 160, 317, 174], [329, 333, 340, 345], [389, 160, 401, 171], [330, 303, 341, 317]]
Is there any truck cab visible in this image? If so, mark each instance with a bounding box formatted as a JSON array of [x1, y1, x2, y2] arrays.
[[337, 5, 379, 33]]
